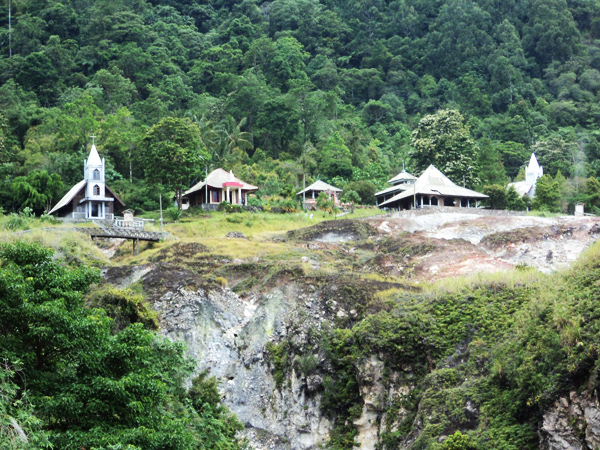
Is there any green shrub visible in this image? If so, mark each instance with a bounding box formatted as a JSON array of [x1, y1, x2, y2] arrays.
[[87, 286, 159, 332], [226, 214, 244, 224], [247, 196, 262, 207], [39, 213, 59, 224], [20, 207, 34, 218], [218, 201, 242, 213], [438, 432, 477, 450], [166, 206, 183, 221], [3, 213, 29, 230], [266, 340, 289, 388]]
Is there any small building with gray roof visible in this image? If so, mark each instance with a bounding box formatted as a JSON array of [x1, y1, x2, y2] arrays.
[[296, 180, 342, 207]]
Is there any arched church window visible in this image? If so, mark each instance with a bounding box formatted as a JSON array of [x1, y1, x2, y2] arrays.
[[94, 185, 100, 196], [93, 169, 100, 180]]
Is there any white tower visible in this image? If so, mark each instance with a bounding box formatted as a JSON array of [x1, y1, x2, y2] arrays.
[[525, 153, 543, 196], [85, 144, 106, 197], [83, 142, 107, 219]]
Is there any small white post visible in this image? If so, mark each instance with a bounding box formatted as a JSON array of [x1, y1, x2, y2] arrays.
[[303, 173, 306, 207], [159, 194, 164, 238]]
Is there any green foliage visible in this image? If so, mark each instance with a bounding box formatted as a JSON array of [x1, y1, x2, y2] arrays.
[[218, 201, 243, 213], [585, 176, 600, 210], [341, 190, 360, 213], [344, 181, 377, 206], [532, 174, 561, 212], [0, 0, 599, 212], [87, 286, 159, 332], [477, 139, 508, 188], [506, 186, 527, 211], [411, 110, 479, 187], [166, 206, 184, 221], [0, 363, 50, 449], [316, 192, 335, 217], [141, 117, 207, 209], [266, 341, 290, 388], [188, 372, 245, 450], [2, 213, 30, 231], [0, 242, 244, 450], [320, 132, 353, 180], [483, 185, 507, 210], [11, 170, 64, 214], [438, 431, 477, 450]]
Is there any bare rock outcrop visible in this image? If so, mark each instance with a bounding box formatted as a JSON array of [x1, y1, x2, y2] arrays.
[[540, 390, 600, 450]]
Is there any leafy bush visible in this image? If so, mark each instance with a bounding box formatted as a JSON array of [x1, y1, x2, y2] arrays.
[[438, 432, 477, 450], [166, 206, 183, 221], [226, 214, 244, 223], [218, 201, 242, 213], [20, 207, 34, 218], [2, 213, 29, 230], [87, 286, 159, 332], [246, 196, 263, 207], [39, 213, 59, 224]]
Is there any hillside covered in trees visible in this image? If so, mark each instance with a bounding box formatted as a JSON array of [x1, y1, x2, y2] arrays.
[[1, 0, 600, 213]]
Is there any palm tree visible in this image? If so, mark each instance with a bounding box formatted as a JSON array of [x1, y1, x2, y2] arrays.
[[186, 113, 221, 164], [216, 116, 253, 163]]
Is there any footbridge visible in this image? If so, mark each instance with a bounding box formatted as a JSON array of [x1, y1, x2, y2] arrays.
[[76, 223, 165, 255], [75, 227, 163, 242]]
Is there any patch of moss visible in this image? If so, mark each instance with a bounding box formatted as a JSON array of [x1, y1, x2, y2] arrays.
[[286, 219, 377, 242], [87, 286, 159, 331], [265, 340, 290, 389]]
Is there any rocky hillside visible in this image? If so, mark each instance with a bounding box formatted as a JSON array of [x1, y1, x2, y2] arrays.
[[102, 211, 600, 449]]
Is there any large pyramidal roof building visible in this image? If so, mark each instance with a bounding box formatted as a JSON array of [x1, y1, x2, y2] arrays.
[[49, 143, 124, 219], [377, 165, 487, 210]]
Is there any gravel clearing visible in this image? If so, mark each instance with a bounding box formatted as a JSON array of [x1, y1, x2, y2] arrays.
[[367, 212, 600, 277]]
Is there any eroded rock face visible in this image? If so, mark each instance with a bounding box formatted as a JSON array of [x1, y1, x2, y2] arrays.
[[152, 282, 332, 450], [354, 356, 385, 450], [540, 390, 600, 450]]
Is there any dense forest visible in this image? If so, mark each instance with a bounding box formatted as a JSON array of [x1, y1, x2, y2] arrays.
[[0, 241, 245, 449], [1, 0, 600, 213]]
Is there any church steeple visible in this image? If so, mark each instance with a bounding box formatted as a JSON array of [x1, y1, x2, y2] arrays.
[[84, 139, 106, 199], [525, 153, 543, 187], [86, 144, 102, 167]]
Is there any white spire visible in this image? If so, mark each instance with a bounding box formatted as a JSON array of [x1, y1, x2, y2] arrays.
[[526, 153, 543, 187], [528, 153, 540, 171], [87, 144, 102, 166], [229, 170, 235, 181]]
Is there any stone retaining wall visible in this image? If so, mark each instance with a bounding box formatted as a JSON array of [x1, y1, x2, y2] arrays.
[[387, 206, 528, 218]]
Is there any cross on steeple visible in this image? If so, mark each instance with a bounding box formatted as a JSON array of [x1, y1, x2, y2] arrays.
[[90, 134, 96, 145]]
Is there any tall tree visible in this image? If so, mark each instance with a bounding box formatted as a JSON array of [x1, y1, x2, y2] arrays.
[[523, 0, 581, 66], [141, 117, 207, 209], [319, 131, 353, 180], [411, 109, 479, 187], [477, 138, 508, 188], [11, 169, 64, 213]]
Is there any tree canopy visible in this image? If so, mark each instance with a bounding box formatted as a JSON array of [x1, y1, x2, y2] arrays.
[[0, 241, 244, 449], [1, 0, 600, 211]]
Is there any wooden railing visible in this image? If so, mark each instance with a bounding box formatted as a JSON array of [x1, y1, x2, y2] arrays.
[[114, 219, 144, 229], [75, 227, 162, 242]]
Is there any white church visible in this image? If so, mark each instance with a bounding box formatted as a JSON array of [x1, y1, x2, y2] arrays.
[[49, 142, 125, 219], [508, 153, 544, 198]]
